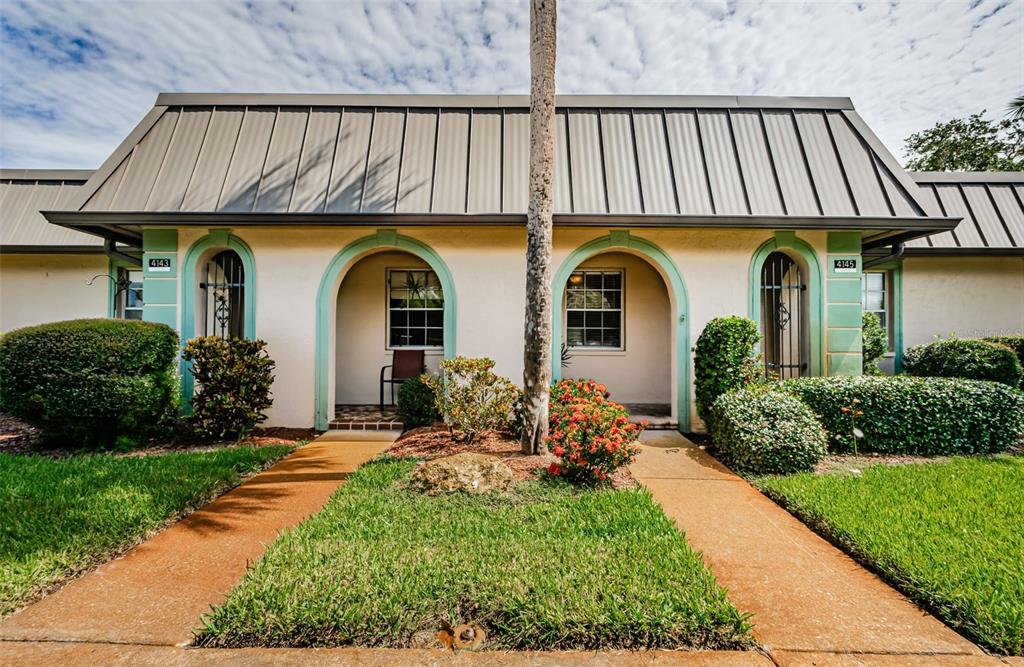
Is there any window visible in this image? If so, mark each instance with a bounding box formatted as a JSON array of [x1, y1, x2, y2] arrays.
[[200, 250, 245, 339], [565, 269, 623, 348], [862, 270, 893, 351], [116, 269, 143, 320], [388, 269, 444, 348], [759, 252, 808, 379]]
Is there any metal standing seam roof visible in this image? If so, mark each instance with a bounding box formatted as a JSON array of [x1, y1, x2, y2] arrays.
[[55, 94, 950, 239], [0, 170, 98, 250], [907, 172, 1024, 254]]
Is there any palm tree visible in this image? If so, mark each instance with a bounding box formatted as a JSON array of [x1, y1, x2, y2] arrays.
[[1009, 96, 1024, 121], [520, 0, 557, 455]]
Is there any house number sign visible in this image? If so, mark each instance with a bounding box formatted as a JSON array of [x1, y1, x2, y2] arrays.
[[148, 258, 172, 272], [833, 259, 858, 273]]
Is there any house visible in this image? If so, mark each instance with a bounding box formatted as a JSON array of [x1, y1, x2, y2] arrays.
[[1, 94, 1021, 431]]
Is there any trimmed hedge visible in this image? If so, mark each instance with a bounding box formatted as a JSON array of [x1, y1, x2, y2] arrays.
[[694, 316, 761, 424], [396, 376, 440, 428], [781, 375, 1024, 455], [0, 319, 179, 447], [709, 386, 826, 475], [904, 338, 1022, 388], [861, 312, 887, 376], [984, 335, 1024, 388]]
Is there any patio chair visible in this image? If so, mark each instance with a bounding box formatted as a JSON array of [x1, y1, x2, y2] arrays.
[[380, 349, 425, 409]]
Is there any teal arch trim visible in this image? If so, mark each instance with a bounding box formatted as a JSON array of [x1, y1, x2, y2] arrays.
[[180, 230, 257, 408], [747, 234, 824, 377], [552, 232, 691, 432], [314, 230, 457, 430]]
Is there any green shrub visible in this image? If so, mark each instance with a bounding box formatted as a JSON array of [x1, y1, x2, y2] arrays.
[[423, 357, 518, 443], [182, 337, 275, 441], [396, 376, 439, 428], [709, 386, 826, 475], [904, 337, 1022, 388], [694, 317, 761, 424], [984, 335, 1024, 388], [782, 375, 1024, 455], [861, 312, 887, 376], [0, 319, 178, 447]]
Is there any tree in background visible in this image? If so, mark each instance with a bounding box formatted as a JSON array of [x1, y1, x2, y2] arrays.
[[903, 111, 1023, 172], [1008, 96, 1024, 121]]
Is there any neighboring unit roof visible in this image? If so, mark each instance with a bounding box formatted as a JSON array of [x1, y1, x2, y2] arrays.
[[907, 172, 1024, 255], [45, 93, 956, 247], [0, 170, 99, 251]]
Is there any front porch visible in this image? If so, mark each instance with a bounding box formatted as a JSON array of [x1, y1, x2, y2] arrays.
[[330, 405, 403, 431]]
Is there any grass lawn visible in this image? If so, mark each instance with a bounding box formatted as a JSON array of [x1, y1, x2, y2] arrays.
[[0, 444, 292, 617], [197, 457, 752, 651], [757, 456, 1024, 655]]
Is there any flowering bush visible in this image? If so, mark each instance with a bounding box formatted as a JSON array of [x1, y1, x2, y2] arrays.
[[546, 381, 644, 485], [423, 357, 518, 443]]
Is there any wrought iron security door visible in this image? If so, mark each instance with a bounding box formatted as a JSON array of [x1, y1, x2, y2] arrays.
[[200, 250, 245, 339], [760, 252, 807, 379]]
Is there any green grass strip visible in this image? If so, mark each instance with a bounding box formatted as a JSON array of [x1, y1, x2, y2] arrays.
[[0, 445, 292, 617], [757, 456, 1024, 655], [198, 457, 752, 650]]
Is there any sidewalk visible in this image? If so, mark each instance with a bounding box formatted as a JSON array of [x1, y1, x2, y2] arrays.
[[631, 431, 1002, 666], [0, 431, 395, 648]]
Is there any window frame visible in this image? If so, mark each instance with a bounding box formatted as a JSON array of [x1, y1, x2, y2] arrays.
[[862, 269, 894, 353], [116, 267, 144, 321], [563, 267, 626, 352], [385, 267, 445, 351]]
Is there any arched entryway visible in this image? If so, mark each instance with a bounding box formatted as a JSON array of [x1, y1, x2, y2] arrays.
[[552, 232, 690, 432], [314, 231, 456, 430]]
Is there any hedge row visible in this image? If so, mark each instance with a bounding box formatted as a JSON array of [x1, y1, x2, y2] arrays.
[[904, 338, 1023, 388]]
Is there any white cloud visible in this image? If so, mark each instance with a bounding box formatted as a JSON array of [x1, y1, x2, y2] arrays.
[[0, 0, 1020, 168]]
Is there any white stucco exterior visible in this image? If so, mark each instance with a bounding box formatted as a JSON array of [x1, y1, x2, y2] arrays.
[[0, 254, 109, 333]]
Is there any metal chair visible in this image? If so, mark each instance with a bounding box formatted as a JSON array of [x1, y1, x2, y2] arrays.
[[380, 349, 425, 409]]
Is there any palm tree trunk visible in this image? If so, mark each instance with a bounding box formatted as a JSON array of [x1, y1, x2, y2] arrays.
[[520, 0, 557, 455]]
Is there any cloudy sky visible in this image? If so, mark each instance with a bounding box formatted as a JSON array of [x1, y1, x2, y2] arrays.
[[1, 0, 1020, 169]]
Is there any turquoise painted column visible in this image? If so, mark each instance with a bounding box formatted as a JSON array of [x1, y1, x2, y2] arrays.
[[141, 229, 178, 330], [826, 232, 863, 375]]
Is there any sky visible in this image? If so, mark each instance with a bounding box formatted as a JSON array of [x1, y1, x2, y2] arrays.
[[0, 0, 1021, 169]]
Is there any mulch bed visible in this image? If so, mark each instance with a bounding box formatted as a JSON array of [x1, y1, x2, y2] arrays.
[[814, 452, 951, 476], [385, 425, 638, 489]]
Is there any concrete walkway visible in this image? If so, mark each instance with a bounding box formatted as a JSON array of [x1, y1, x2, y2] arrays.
[[0, 431, 395, 648], [631, 431, 1004, 666]]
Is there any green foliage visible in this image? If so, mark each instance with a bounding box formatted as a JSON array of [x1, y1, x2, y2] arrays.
[[983, 335, 1024, 388], [694, 316, 761, 424], [903, 111, 1024, 171], [0, 445, 291, 617], [757, 457, 1024, 655], [781, 375, 1024, 455], [904, 337, 1023, 388], [423, 357, 518, 443], [0, 319, 179, 447], [197, 458, 752, 650], [395, 376, 439, 428], [182, 337, 276, 441], [861, 312, 888, 376], [709, 386, 826, 475]]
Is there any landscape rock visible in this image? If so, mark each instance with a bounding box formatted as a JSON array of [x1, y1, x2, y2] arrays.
[[409, 452, 516, 495]]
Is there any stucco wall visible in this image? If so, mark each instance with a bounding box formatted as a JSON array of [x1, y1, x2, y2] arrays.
[[0, 254, 109, 332], [903, 257, 1024, 347]]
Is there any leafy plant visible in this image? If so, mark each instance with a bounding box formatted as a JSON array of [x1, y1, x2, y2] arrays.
[[709, 385, 826, 475], [423, 357, 518, 443], [694, 316, 761, 424], [182, 337, 275, 441], [983, 335, 1024, 388], [861, 312, 887, 376], [396, 376, 439, 428], [782, 375, 1024, 455], [903, 111, 1024, 171], [0, 319, 178, 447], [904, 337, 1023, 388]]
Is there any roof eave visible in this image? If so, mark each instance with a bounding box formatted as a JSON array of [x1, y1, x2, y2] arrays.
[[901, 247, 1024, 257]]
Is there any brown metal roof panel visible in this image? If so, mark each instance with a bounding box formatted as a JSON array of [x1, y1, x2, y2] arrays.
[[553, 112, 572, 213], [988, 184, 1024, 247], [760, 111, 819, 216], [632, 111, 677, 214], [600, 110, 642, 214], [325, 108, 373, 213], [290, 109, 341, 212], [396, 109, 437, 213], [219, 108, 276, 212], [934, 185, 984, 247], [146, 108, 211, 211], [361, 109, 404, 212], [880, 159, 919, 217], [82, 157, 129, 211], [793, 111, 855, 216], [501, 111, 528, 213], [961, 185, 1013, 247], [730, 110, 783, 215], [255, 107, 309, 212], [567, 111, 606, 214], [467, 110, 502, 214], [180, 108, 244, 212], [431, 110, 470, 213], [826, 112, 890, 216], [697, 111, 747, 215], [0, 180, 97, 246], [664, 111, 713, 215], [110, 110, 180, 210]]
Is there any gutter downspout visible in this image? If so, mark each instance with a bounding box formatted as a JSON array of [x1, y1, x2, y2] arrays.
[[104, 239, 142, 267], [863, 241, 905, 269]]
